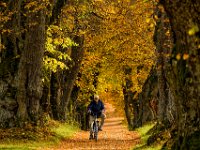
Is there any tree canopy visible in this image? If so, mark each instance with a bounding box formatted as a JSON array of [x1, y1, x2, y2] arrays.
[[0, 0, 200, 149]]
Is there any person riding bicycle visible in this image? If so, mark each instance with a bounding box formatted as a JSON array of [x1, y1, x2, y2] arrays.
[[88, 94, 106, 138]]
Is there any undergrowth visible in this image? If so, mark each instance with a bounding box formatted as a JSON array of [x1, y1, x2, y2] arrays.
[[0, 120, 79, 150], [133, 122, 164, 150]]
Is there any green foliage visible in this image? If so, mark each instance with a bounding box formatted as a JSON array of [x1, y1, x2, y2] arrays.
[[51, 122, 79, 141], [0, 121, 78, 150], [133, 123, 163, 150], [44, 25, 75, 72], [186, 131, 200, 150], [43, 56, 68, 72]]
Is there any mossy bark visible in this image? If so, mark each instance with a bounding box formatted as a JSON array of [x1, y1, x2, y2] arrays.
[[160, 0, 200, 149], [137, 67, 158, 127], [153, 3, 175, 126]]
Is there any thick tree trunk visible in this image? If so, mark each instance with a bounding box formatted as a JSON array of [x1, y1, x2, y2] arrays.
[[0, 0, 69, 127], [16, 10, 45, 124], [0, 0, 24, 127], [160, 0, 200, 149], [153, 3, 173, 126], [137, 67, 158, 127]]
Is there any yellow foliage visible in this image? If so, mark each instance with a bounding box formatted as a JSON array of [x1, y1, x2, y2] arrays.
[[58, 0, 155, 103], [176, 53, 181, 60], [146, 18, 151, 23], [82, 0, 155, 95], [188, 25, 199, 36], [24, 1, 38, 9], [183, 53, 189, 60]]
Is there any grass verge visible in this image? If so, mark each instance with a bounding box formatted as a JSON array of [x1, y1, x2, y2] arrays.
[[0, 121, 79, 150], [133, 123, 163, 150]]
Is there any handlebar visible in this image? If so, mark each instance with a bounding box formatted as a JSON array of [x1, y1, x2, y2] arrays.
[[88, 111, 101, 117]]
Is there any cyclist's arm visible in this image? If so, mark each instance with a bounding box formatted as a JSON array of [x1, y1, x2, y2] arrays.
[[88, 102, 93, 113], [100, 101, 105, 113]]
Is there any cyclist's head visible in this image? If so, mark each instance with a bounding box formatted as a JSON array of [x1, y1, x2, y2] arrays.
[[94, 95, 99, 102]]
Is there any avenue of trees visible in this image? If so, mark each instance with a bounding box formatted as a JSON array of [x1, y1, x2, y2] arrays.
[[0, 0, 199, 149]]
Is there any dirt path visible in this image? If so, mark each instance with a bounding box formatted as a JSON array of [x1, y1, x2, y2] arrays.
[[43, 103, 140, 150]]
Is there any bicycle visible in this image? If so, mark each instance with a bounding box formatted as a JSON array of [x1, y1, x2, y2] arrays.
[[89, 114, 100, 142]]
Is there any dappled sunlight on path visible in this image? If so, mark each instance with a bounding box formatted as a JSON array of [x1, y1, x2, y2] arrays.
[[41, 103, 140, 150]]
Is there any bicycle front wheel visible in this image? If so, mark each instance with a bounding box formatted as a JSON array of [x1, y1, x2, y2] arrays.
[[94, 122, 98, 141]]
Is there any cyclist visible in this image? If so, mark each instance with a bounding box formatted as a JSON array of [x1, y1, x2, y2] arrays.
[[88, 94, 106, 139]]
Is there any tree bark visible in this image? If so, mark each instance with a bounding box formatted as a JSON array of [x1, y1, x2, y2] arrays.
[[160, 0, 200, 149], [0, 0, 69, 127], [0, 0, 24, 127], [137, 67, 158, 127], [16, 9, 45, 124], [61, 35, 84, 121], [49, 0, 68, 24], [122, 66, 134, 129], [50, 72, 62, 120], [153, 3, 173, 126]]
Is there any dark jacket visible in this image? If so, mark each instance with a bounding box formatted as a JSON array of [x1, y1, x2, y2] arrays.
[[88, 100, 104, 116]]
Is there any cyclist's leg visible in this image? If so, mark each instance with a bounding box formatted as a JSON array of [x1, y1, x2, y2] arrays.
[[89, 115, 95, 138], [99, 113, 106, 130]]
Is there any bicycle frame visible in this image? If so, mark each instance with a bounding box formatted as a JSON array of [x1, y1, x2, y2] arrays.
[[90, 115, 100, 141]]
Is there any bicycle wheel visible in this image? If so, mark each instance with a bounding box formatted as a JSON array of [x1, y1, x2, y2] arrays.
[[89, 122, 95, 140], [94, 121, 98, 141]]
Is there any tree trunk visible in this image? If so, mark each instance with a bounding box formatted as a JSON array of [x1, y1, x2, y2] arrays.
[[0, 0, 23, 128], [132, 98, 140, 128], [16, 9, 45, 125], [61, 35, 84, 121], [50, 72, 62, 120], [137, 67, 158, 127], [160, 0, 200, 149], [153, 3, 173, 126], [122, 66, 134, 129], [0, 0, 69, 127]]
